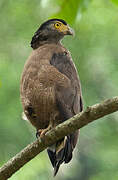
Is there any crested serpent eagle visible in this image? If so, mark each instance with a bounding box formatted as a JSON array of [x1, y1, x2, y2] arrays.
[[20, 18, 83, 176]]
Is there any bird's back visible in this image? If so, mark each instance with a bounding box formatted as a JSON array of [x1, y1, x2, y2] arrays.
[[20, 44, 71, 129]]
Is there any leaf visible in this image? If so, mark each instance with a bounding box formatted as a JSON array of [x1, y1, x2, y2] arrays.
[[50, 0, 92, 25]]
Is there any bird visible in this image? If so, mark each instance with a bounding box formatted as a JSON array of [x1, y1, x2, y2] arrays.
[[20, 18, 83, 176]]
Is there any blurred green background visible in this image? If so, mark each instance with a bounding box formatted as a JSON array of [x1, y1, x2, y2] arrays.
[[0, 0, 118, 179]]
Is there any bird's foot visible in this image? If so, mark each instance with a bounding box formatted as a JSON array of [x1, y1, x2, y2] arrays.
[[36, 125, 52, 139]]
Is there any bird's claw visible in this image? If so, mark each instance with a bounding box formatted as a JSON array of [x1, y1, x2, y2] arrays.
[[36, 126, 51, 139]]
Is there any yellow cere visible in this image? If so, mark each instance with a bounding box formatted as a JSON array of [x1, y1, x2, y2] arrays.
[[54, 21, 68, 32]]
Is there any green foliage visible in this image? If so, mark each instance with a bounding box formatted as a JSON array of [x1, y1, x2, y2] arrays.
[[111, 0, 118, 5], [51, 0, 81, 24], [51, 0, 92, 24], [0, 0, 118, 179]]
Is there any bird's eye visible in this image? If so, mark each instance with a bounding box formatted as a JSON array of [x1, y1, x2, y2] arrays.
[[54, 22, 61, 29]]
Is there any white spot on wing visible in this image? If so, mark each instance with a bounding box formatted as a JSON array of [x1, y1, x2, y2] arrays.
[[22, 112, 28, 121]]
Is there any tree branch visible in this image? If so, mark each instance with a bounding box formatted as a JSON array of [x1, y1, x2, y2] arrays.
[[0, 96, 118, 180]]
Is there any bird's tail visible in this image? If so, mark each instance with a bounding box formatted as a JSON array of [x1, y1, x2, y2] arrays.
[[47, 130, 79, 176]]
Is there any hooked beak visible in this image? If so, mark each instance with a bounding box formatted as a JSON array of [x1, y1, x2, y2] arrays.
[[66, 25, 75, 36]]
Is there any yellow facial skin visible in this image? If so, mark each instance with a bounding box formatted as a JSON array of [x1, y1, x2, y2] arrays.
[[54, 21, 74, 35]]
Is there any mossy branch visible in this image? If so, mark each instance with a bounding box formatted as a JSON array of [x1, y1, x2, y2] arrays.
[[0, 96, 118, 180]]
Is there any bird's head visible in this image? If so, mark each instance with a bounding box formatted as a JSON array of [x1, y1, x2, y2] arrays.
[[31, 19, 74, 49]]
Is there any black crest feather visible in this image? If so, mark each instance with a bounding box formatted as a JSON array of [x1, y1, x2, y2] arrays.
[[39, 19, 67, 30], [31, 19, 67, 49]]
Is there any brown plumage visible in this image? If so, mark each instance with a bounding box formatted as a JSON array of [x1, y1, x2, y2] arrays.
[[20, 19, 83, 176]]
